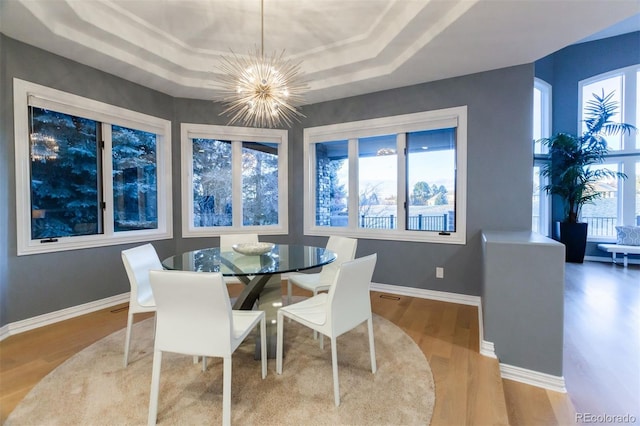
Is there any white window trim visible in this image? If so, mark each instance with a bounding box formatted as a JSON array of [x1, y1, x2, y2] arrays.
[[579, 65, 638, 152], [534, 78, 552, 153], [533, 78, 552, 236], [13, 78, 173, 256], [303, 107, 467, 244], [578, 65, 640, 241], [180, 123, 289, 238]]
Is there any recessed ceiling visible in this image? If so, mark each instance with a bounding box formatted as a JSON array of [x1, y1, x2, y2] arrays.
[[1, 0, 638, 105]]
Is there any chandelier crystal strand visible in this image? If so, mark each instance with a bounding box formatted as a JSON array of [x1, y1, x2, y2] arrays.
[[216, 0, 307, 128]]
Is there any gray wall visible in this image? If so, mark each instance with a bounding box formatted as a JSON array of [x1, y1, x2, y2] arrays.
[[0, 34, 534, 326], [0, 37, 177, 325], [535, 32, 640, 259], [294, 66, 534, 294], [1, 34, 9, 327]]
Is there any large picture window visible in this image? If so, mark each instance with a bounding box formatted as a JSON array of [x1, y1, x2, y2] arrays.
[[181, 124, 288, 237], [304, 107, 467, 244], [14, 79, 172, 255], [579, 65, 639, 240]]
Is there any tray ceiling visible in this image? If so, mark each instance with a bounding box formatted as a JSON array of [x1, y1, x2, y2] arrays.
[[1, 0, 638, 104]]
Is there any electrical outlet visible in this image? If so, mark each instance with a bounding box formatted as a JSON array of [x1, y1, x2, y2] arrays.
[[436, 267, 444, 279]]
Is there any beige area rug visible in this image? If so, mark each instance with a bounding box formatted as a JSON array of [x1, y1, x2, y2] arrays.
[[6, 312, 434, 425]]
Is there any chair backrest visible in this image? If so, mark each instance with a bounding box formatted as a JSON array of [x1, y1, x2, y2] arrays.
[[220, 233, 259, 249], [327, 253, 377, 337], [149, 270, 234, 356], [318, 236, 358, 283], [121, 243, 162, 308]]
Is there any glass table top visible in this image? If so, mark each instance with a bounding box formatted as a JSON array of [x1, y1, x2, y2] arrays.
[[162, 244, 336, 276]]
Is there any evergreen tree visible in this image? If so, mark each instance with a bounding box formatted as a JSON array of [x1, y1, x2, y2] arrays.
[[411, 181, 431, 205]]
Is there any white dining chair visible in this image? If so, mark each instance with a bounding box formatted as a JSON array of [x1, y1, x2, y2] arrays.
[[276, 253, 377, 407], [286, 236, 358, 306], [147, 270, 266, 426], [121, 243, 160, 367]]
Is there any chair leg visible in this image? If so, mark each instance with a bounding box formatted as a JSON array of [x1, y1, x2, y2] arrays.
[[222, 357, 232, 426], [260, 316, 267, 379], [147, 350, 163, 426], [123, 312, 134, 367], [313, 289, 319, 340], [331, 337, 340, 406], [276, 311, 284, 375], [367, 316, 377, 373], [287, 280, 292, 305]]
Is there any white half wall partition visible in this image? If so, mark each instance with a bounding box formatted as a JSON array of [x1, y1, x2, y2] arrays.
[[481, 231, 566, 392]]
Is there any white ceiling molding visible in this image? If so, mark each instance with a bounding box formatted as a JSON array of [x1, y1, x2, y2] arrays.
[[1, 0, 638, 105]]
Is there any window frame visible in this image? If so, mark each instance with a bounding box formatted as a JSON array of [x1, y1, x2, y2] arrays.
[[533, 78, 552, 236], [13, 78, 173, 256], [303, 107, 467, 244], [578, 65, 640, 241], [180, 123, 289, 238]]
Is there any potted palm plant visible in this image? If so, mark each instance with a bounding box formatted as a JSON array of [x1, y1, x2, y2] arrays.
[[540, 90, 635, 263]]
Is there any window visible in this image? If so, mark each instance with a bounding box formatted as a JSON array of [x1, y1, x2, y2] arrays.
[[533, 78, 552, 235], [578, 65, 639, 239], [14, 79, 172, 255], [181, 123, 288, 237], [304, 107, 467, 244]]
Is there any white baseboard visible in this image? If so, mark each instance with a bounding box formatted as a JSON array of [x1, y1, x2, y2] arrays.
[[0, 293, 129, 341], [1, 280, 567, 393], [481, 340, 497, 358], [500, 363, 567, 393], [370, 282, 481, 306], [369, 281, 486, 350], [368, 282, 568, 392]]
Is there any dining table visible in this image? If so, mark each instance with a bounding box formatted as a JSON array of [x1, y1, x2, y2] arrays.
[[161, 243, 337, 357]]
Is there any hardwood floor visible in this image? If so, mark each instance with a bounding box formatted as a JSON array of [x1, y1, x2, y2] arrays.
[[562, 261, 639, 422], [1, 262, 637, 425]]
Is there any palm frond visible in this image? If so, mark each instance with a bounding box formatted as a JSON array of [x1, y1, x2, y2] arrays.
[[543, 89, 632, 222]]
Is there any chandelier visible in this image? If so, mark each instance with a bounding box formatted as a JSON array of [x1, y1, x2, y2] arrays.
[[216, 0, 307, 128]]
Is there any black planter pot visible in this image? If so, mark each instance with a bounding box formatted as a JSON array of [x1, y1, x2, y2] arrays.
[[554, 222, 588, 263]]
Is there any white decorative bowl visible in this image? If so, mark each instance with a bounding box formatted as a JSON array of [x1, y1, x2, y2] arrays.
[[232, 242, 275, 256]]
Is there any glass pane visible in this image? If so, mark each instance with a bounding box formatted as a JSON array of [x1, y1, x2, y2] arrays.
[[358, 135, 397, 229], [315, 140, 348, 227], [581, 163, 619, 238], [192, 138, 232, 227], [29, 107, 101, 239], [406, 129, 456, 232], [637, 71, 640, 150], [533, 86, 543, 154], [242, 141, 279, 226], [532, 165, 541, 233], [112, 125, 158, 231], [582, 76, 623, 150]]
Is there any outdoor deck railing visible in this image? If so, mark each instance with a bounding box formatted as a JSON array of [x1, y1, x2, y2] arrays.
[[358, 213, 453, 231], [532, 216, 640, 238]]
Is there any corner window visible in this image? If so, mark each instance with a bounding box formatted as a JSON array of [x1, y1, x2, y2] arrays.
[[14, 79, 172, 255], [181, 124, 288, 237], [304, 107, 467, 244], [578, 65, 639, 240]]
